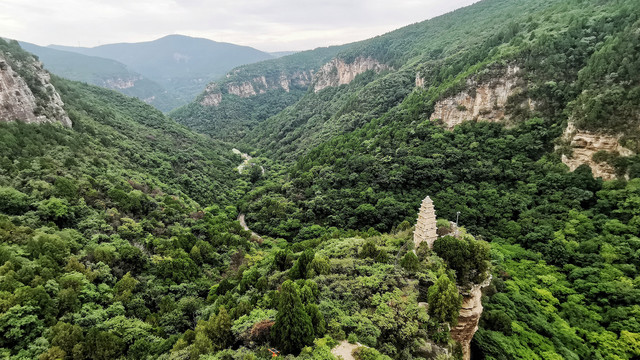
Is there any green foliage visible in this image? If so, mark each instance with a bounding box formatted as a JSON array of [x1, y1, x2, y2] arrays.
[[271, 280, 314, 354], [433, 235, 490, 285], [171, 45, 347, 141], [353, 346, 393, 360], [4, 1, 640, 359], [290, 249, 316, 280], [0, 187, 28, 215], [428, 273, 462, 327], [399, 251, 420, 272]]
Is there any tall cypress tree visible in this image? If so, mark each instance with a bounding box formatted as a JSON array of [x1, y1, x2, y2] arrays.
[[271, 280, 314, 353], [427, 273, 462, 326]]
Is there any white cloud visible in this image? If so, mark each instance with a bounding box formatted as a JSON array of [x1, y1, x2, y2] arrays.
[[1, 0, 479, 51]]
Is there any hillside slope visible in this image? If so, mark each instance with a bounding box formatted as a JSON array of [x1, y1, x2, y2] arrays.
[[19, 41, 180, 111], [179, 0, 640, 177], [170, 45, 349, 141], [0, 42, 273, 359], [0, 39, 71, 127]]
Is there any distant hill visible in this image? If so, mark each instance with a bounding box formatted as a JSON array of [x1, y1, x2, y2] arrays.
[[49, 35, 275, 110], [19, 41, 181, 111], [270, 51, 299, 58]]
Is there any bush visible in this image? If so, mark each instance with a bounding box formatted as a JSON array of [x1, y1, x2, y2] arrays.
[[0, 187, 28, 215]]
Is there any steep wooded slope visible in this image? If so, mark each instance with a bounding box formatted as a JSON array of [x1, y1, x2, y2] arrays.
[[18, 41, 181, 112], [170, 45, 348, 141]]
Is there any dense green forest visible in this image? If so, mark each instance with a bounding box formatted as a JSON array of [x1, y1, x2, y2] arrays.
[[183, 0, 640, 358], [3, 0, 640, 359], [0, 40, 489, 360]]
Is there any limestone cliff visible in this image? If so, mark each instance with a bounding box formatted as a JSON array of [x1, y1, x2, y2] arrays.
[[429, 64, 531, 129], [199, 70, 313, 106], [450, 276, 492, 360], [560, 122, 634, 180], [0, 53, 71, 127], [312, 57, 389, 93], [200, 84, 222, 106], [103, 77, 141, 90]]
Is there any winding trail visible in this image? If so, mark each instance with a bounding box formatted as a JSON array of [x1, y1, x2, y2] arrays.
[[237, 213, 262, 241], [232, 148, 265, 175], [233, 148, 263, 242]]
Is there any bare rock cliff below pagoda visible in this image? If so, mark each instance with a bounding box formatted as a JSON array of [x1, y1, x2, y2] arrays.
[[450, 276, 492, 360]]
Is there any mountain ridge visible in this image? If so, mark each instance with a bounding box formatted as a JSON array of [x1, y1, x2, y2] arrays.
[[39, 34, 275, 111]]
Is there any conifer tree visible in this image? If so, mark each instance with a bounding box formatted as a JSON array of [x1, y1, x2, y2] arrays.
[[427, 273, 462, 326], [271, 280, 313, 353]]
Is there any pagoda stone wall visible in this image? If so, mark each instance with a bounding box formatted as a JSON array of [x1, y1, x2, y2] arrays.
[[413, 196, 437, 249]]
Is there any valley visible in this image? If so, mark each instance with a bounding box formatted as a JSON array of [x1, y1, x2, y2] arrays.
[[1, 0, 640, 359]]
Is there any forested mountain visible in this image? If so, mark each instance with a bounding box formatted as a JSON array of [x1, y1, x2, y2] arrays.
[[1, 39, 489, 360], [18, 42, 180, 111], [172, 0, 640, 358], [3, 0, 640, 359], [170, 45, 349, 141], [49, 35, 275, 111]]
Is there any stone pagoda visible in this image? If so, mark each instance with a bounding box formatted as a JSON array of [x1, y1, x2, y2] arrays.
[[413, 196, 438, 249]]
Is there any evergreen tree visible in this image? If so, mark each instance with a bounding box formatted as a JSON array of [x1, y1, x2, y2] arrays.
[[271, 280, 314, 353], [400, 251, 420, 272], [289, 249, 315, 279], [210, 306, 233, 350], [427, 273, 462, 326]]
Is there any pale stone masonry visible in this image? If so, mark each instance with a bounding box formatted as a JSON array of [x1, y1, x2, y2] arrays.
[[413, 196, 438, 249]]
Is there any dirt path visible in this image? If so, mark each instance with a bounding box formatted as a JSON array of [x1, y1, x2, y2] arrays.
[[331, 341, 364, 360], [233, 149, 264, 242], [232, 148, 265, 175], [232, 148, 251, 174], [238, 213, 262, 242]]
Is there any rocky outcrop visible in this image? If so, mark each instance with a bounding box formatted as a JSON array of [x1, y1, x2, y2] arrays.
[[200, 91, 222, 106], [103, 77, 140, 89], [451, 276, 492, 360], [429, 65, 531, 129], [0, 53, 71, 127], [227, 81, 258, 97], [560, 122, 633, 180], [199, 71, 314, 106], [312, 57, 389, 93], [415, 72, 426, 88]]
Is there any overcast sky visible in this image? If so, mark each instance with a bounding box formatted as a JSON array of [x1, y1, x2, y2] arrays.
[[2, 0, 479, 52]]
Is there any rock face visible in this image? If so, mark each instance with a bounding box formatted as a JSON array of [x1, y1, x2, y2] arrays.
[[0, 53, 71, 127], [227, 81, 258, 97], [429, 65, 530, 129], [103, 77, 140, 90], [560, 122, 633, 180], [413, 196, 438, 249], [415, 72, 426, 88], [199, 71, 314, 106], [450, 276, 492, 360], [312, 56, 389, 93], [200, 89, 222, 106]]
